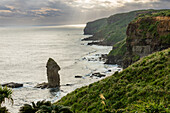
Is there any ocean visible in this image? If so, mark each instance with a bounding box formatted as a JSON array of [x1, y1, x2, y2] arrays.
[[0, 25, 120, 112]]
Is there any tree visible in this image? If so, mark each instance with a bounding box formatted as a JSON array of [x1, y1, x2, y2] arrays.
[[20, 100, 73, 113], [36, 104, 73, 113]]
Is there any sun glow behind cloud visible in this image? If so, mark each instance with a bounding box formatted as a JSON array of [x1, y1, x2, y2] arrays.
[[65, 0, 159, 9]]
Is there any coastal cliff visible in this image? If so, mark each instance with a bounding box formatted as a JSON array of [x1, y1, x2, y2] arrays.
[[83, 10, 164, 45], [84, 18, 107, 35], [106, 10, 170, 68], [84, 11, 137, 45]]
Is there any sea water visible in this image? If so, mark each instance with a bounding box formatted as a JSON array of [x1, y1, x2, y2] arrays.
[[0, 25, 120, 112]]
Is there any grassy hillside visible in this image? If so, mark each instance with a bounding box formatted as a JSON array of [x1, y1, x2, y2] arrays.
[[56, 48, 170, 113], [108, 39, 126, 57], [84, 9, 170, 46], [92, 11, 138, 45], [84, 18, 107, 35]]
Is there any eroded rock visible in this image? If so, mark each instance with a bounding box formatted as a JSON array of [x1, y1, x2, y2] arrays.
[[46, 58, 60, 88], [90, 73, 106, 78]]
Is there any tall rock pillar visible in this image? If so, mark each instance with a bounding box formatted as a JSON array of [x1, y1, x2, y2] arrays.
[[46, 58, 60, 88]]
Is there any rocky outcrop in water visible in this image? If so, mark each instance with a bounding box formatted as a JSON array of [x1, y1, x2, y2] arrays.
[[2, 82, 23, 88], [34, 82, 48, 89], [35, 58, 60, 89], [46, 58, 60, 88], [90, 72, 106, 78]]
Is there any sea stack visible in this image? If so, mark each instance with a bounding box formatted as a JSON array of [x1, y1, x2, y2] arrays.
[[46, 58, 60, 88]]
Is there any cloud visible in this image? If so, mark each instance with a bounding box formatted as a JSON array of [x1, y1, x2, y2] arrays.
[[0, 0, 169, 25], [29, 8, 61, 17]]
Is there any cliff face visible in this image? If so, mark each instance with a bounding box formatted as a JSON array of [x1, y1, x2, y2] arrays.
[[84, 18, 107, 35], [83, 10, 162, 46], [123, 16, 170, 68], [106, 10, 170, 68], [105, 39, 126, 65], [84, 11, 138, 45]]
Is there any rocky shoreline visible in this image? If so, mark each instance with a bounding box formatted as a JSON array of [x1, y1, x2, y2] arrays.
[[1, 52, 120, 90]]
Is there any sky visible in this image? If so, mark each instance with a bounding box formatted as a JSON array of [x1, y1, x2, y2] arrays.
[[0, 0, 169, 26]]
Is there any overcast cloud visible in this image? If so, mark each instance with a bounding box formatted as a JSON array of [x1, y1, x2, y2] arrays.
[[0, 0, 169, 26]]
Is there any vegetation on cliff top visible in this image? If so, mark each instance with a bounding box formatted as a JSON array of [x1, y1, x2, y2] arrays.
[[84, 18, 107, 35], [130, 10, 170, 40], [107, 9, 170, 68], [134, 10, 170, 22], [108, 39, 126, 57], [91, 11, 138, 45], [57, 48, 170, 113], [84, 9, 170, 46]]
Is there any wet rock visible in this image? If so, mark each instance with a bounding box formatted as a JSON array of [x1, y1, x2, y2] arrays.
[[108, 70, 112, 72], [65, 84, 74, 86], [118, 69, 122, 71], [46, 58, 61, 88], [99, 54, 108, 62], [34, 82, 48, 89], [2, 82, 23, 88], [75, 75, 82, 78], [101, 54, 107, 58], [87, 41, 101, 45], [91, 73, 106, 78], [88, 57, 97, 62]]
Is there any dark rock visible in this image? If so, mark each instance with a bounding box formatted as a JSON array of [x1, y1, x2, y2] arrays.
[[82, 57, 86, 60], [87, 58, 97, 62], [118, 69, 122, 71], [87, 41, 108, 46], [46, 58, 61, 88], [99, 54, 108, 62], [34, 82, 48, 89], [108, 70, 112, 72], [65, 84, 74, 86], [87, 41, 100, 45], [2, 82, 23, 88], [81, 36, 98, 41], [35, 58, 61, 89], [75, 75, 82, 78], [101, 54, 107, 58], [91, 73, 106, 78]]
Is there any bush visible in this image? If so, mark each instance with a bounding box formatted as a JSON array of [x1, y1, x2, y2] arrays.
[[0, 107, 8, 113]]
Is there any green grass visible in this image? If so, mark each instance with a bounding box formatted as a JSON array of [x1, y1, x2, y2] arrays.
[[133, 9, 170, 22], [56, 48, 170, 113], [137, 19, 159, 38], [96, 11, 138, 45], [160, 34, 170, 44], [84, 18, 107, 35], [108, 39, 126, 56]]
